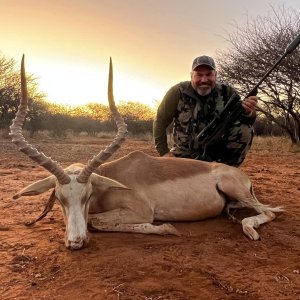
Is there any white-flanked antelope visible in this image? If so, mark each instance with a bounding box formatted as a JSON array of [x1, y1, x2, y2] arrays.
[[10, 56, 282, 250]]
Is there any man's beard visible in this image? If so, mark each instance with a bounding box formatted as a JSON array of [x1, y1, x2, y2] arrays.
[[195, 86, 212, 96]]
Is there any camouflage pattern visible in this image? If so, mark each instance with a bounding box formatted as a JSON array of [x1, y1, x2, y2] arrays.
[[171, 82, 254, 166]]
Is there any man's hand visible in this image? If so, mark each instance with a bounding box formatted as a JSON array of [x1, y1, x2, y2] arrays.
[[242, 96, 258, 115], [162, 152, 175, 157]]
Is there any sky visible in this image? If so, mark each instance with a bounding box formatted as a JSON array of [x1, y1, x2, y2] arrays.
[[1, 0, 299, 107]]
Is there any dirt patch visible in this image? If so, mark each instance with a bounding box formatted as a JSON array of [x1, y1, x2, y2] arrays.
[[0, 137, 300, 299]]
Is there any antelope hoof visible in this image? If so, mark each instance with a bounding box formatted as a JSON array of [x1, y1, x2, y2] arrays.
[[242, 225, 260, 241], [161, 224, 181, 236]]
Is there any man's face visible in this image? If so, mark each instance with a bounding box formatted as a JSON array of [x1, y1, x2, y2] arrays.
[[191, 65, 216, 96]]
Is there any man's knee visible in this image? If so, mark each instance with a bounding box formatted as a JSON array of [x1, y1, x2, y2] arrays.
[[227, 124, 253, 146], [221, 124, 254, 166]]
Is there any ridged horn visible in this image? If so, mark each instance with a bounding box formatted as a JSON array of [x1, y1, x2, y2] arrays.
[[77, 58, 127, 183], [9, 55, 71, 185]]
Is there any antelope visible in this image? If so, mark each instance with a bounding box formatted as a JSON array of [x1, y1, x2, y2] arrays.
[[10, 56, 283, 250]]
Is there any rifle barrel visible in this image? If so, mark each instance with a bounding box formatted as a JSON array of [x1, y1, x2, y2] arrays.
[[285, 33, 300, 54], [246, 54, 286, 98], [246, 33, 300, 98]]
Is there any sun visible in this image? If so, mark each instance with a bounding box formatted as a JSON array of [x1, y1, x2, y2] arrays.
[[27, 57, 165, 108]]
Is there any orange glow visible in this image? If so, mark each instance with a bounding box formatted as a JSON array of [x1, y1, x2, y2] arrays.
[[1, 0, 298, 106]]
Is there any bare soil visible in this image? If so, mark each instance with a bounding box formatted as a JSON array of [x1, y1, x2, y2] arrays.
[[0, 137, 300, 300]]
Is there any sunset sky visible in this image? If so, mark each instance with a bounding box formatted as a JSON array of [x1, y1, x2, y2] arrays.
[[1, 0, 299, 107]]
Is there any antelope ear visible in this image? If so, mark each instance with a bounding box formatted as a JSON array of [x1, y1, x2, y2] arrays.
[[90, 173, 131, 191], [13, 176, 56, 199]]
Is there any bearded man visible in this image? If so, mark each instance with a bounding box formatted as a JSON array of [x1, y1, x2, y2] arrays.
[[153, 55, 258, 167]]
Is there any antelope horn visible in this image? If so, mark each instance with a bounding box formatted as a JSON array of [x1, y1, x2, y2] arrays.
[[77, 58, 127, 183], [9, 55, 70, 185]]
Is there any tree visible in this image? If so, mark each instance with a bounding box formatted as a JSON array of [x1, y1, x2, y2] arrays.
[[217, 5, 300, 143], [26, 98, 50, 136], [0, 53, 47, 132], [0, 55, 19, 128], [117, 101, 156, 121]]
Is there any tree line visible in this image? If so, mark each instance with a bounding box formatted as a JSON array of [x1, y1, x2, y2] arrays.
[[1, 5, 299, 143], [0, 56, 156, 137]]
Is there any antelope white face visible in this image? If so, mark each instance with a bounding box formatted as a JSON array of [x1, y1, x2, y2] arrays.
[[12, 164, 129, 250], [55, 175, 93, 250]]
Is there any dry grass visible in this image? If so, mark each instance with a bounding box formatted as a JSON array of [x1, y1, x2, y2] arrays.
[[166, 134, 299, 154], [1, 128, 299, 153], [252, 136, 300, 153], [1, 129, 153, 143]]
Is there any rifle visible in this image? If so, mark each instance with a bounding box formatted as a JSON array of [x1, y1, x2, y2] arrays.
[[195, 33, 300, 161]]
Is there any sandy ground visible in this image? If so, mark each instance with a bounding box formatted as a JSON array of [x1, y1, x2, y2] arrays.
[[0, 136, 300, 300]]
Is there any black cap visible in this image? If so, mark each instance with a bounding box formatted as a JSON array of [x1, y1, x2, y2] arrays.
[[192, 55, 216, 70]]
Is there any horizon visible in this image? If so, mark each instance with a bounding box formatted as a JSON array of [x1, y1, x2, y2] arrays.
[[1, 0, 299, 107]]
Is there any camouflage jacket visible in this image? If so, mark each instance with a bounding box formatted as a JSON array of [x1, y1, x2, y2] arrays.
[[153, 81, 256, 156]]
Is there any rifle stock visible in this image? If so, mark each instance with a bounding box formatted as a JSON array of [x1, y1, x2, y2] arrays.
[[196, 96, 244, 149]]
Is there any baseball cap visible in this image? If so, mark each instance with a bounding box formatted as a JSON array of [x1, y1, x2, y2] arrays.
[[192, 55, 216, 70]]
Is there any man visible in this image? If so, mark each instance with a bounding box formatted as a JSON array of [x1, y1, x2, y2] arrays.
[[153, 55, 258, 167]]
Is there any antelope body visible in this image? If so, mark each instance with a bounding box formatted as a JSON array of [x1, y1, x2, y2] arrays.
[[10, 56, 282, 250]]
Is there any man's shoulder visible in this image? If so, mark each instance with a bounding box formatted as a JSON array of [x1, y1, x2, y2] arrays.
[[171, 81, 190, 91], [164, 81, 192, 99]]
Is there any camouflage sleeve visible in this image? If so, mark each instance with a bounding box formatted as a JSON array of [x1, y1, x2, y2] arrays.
[[153, 85, 180, 156], [227, 85, 256, 126]]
